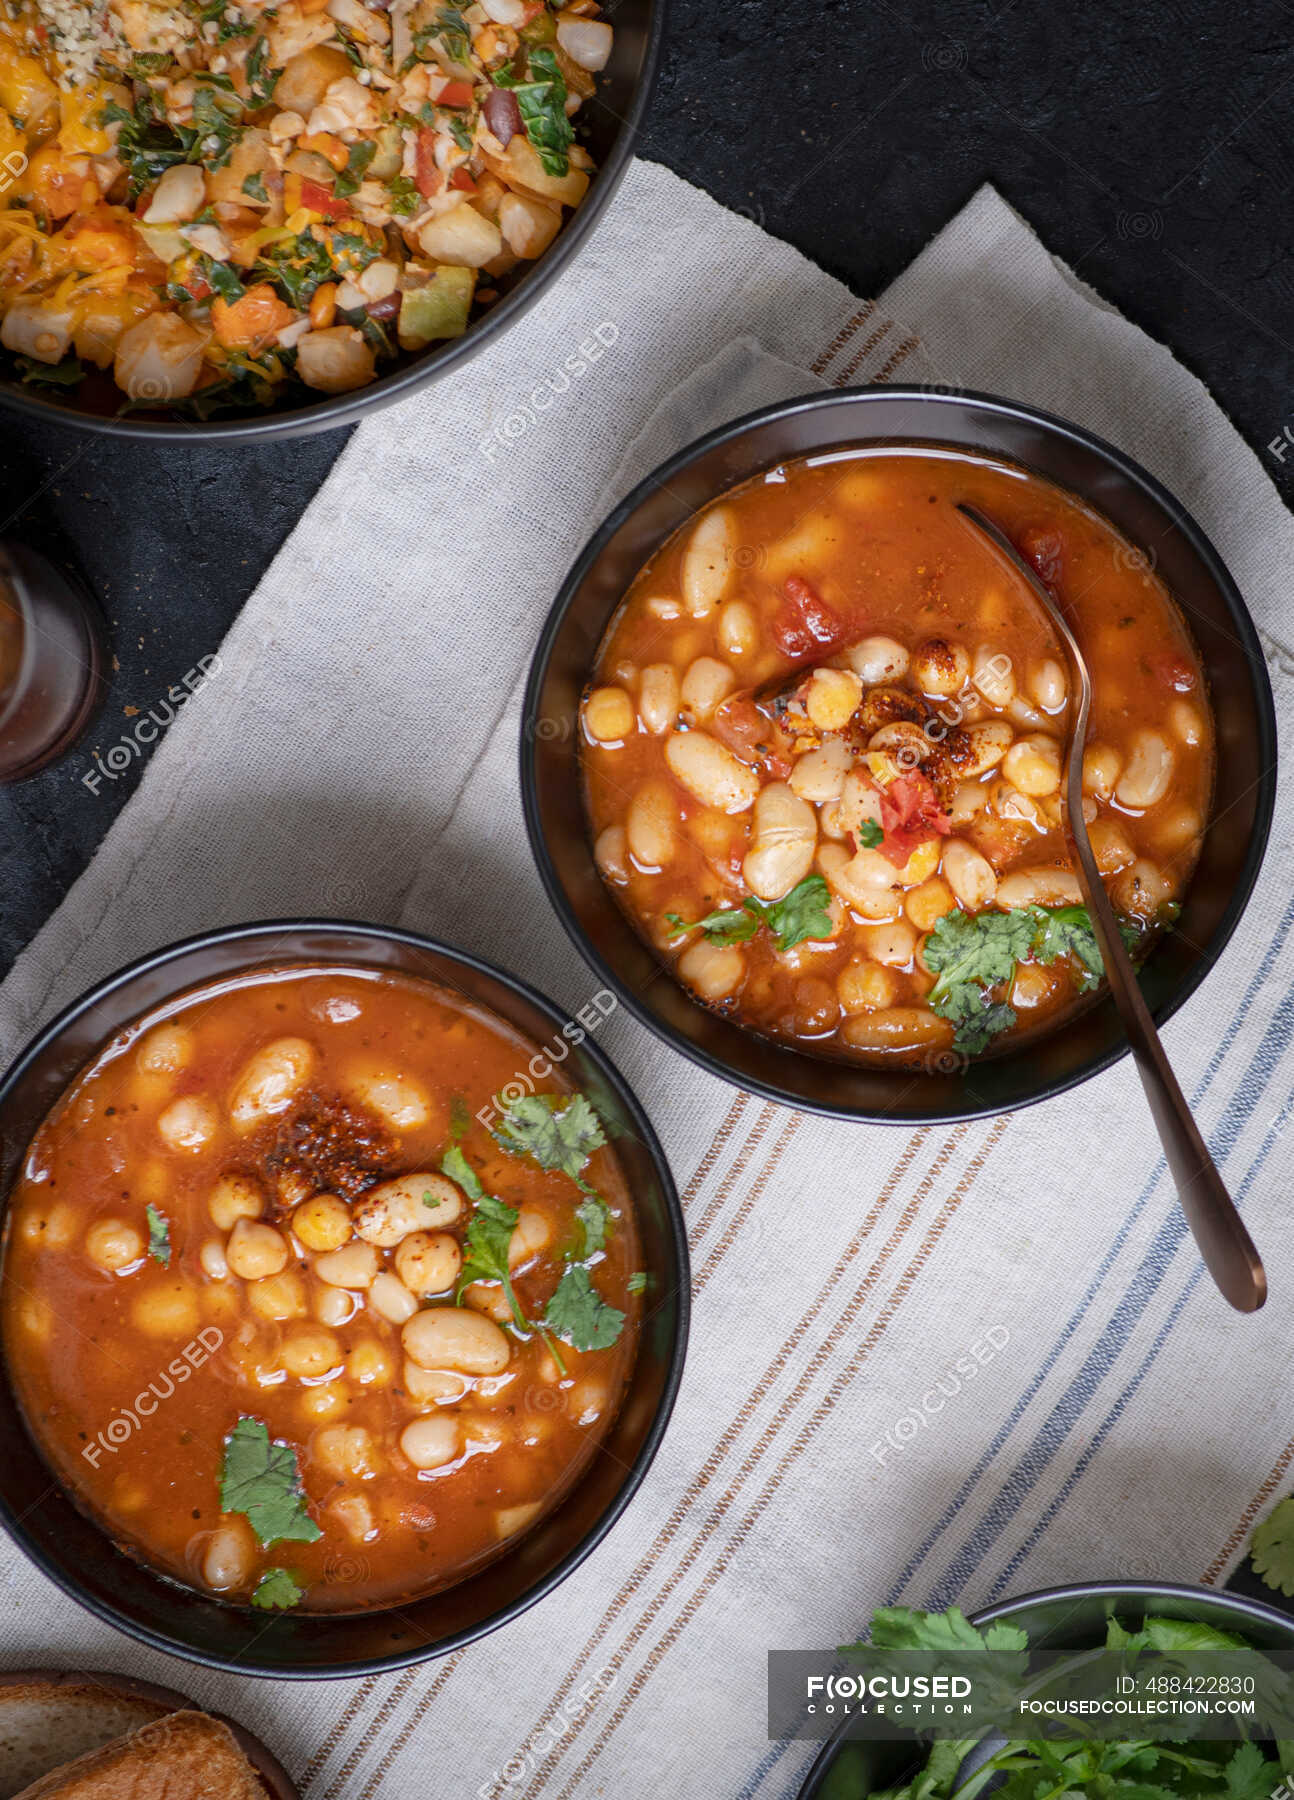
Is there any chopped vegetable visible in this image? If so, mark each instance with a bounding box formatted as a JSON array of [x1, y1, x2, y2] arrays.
[[666, 874, 834, 956], [251, 1567, 305, 1610], [494, 1093, 606, 1185], [219, 1417, 322, 1549], [145, 1203, 170, 1267], [543, 1265, 626, 1352]]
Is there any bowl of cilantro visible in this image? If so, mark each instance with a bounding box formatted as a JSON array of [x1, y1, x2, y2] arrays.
[[521, 386, 1275, 1122], [797, 1586, 1294, 1799], [0, 919, 688, 1676]]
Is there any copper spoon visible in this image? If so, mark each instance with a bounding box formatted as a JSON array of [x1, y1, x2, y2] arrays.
[[956, 501, 1266, 1314]]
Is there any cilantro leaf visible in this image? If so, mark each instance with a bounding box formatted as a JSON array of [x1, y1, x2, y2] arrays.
[[1251, 1495, 1294, 1596], [493, 46, 573, 176], [495, 1093, 605, 1183], [574, 1196, 609, 1259], [627, 1271, 647, 1294], [14, 354, 84, 388], [667, 875, 833, 956], [863, 1604, 1029, 1658], [457, 1192, 524, 1327], [1226, 1742, 1276, 1800], [251, 1567, 305, 1610], [857, 818, 885, 849], [441, 1144, 484, 1201], [145, 1203, 171, 1266], [543, 1265, 626, 1351], [219, 1417, 322, 1549]]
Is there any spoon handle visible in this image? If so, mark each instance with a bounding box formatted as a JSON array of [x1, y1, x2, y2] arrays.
[[955, 503, 1266, 1313]]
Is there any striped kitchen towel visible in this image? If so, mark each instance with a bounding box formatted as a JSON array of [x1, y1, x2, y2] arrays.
[[1, 167, 1293, 1800]]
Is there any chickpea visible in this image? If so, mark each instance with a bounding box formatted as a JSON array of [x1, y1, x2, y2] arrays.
[[837, 959, 897, 1013], [300, 1384, 349, 1423], [229, 1036, 314, 1129], [664, 730, 759, 813], [247, 1270, 308, 1321], [347, 1336, 394, 1386], [911, 637, 970, 697], [678, 938, 746, 1002], [227, 1218, 290, 1280], [403, 1306, 511, 1375], [584, 685, 635, 742], [85, 1218, 144, 1272], [132, 1279, 199, 1337], [626, 780, 678, 869], [401, 1415, 461, 1471], [845, 635, 909, 685], [315, 1240, 379, 1288], [804, 666, 863, 732], [314, 1424, 380, 1479], [282, 1327, 344, 1380], [330, 1493, 375, 1544], [869, 720, 930, 766], [680, 504, 735, 617], [208, 1174, 264, 1231], [793, 976, 840, 1035], [594, 824, 630, 884], [680, 656, 736, 719], [942, 838, 998, 910], [394, 1229, 463, 1295], [1152, 800, 1203, 854], [1027, 657, 1068, 713], [971, 643, 1016, 708], [906, 877, 956, 933], [859, 920, 916, 967], [201, 1520, 253, 1592], [199, 1237, 229, 1280], [1002, 733, 1061, 797], [354, 1172, 461, 1246], [136, 1022, 195, 1076], [292, 1193, 352, 1253], [638, 664, 681, 736], [1082, 743, 1122, 801], [158, 1095, 219, 1154], [718, 600, 758, 658], [403, 1360, 469, 1404], [369, 1271, 419, 1324]]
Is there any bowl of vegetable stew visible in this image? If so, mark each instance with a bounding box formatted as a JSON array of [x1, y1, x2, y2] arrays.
[[0, 919, 689, 1676], [797, 1584, 1294, 1798], [0, 0, 661, 440], [521, 387, 1276, 1123]]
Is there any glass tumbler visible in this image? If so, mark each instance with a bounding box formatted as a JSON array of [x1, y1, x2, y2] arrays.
[[0, 541, 104, 782]]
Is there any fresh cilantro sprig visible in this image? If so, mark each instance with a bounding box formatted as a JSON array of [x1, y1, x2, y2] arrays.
[[1250, 1495, 1294, 1597], [666, 874, 833, 957], [145, 1203, 170, 1267], [444, 1147, 569, 1373], [494, 1092, 605, 1186], [251, 1567, 305, 1610], [219, 1417, 322, 1549], [542, 1265, 625, 1352], [924, 902, 1142, 1057]]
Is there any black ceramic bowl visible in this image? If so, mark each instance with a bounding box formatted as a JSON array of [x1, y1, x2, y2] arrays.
[[797, 1580, 1294, 1797], [521, 387, 1278, 1124], [0, 1, 661, 443], [0, 921, 689, 1677]]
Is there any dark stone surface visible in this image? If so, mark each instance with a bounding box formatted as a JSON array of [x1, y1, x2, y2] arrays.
[[4, 0, 1294, 973]]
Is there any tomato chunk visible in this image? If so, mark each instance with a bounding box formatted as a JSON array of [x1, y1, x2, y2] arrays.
[[874, 771, 951, 868], [771, 574, 846, 661], [415, 128, 444, 199]]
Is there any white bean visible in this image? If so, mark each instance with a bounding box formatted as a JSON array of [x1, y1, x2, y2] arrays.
[[678, 938, 746, 1001], [594, 824, 629, 884], [840, 1007, 953, 1052], [1087, 817, 1135, 874], [626, 780, 678, 868], [958, 720, 1013, 778], [369, 1271, 419, 1324], [202, 1523, 252, 1592], [1115, 729, 1174, 810], [788, 738, 852, 803], [315, 1241, 380, 1288], [845, 635, 909, 685], [1028, 657, 1068, 713], [158, 1095, 219, 1154], [354, 1173, 462, 1246], [403, 1360, 468, 1404], [942, 838, 998, 909], [1082, 743, 1122, 800], [680, 656, 736, 719], [972, 643, 1016, 708], [401, 1414, 460, 1470], [403, 1306, 511, 1374], [347, 1066, 432, 1129], [664, 730, 759, 813], [859, 921, 916, 967], [137, 1023, 195, 1076], [995, 867, 1082, 909], [199, 1237, 228, 1280], [1113, 857, 1174, 918], [742, 782, 817, 900], [680, 505, 735, 617], [718, 600, 757, 658], [1169, 699, 1204, 747], [229, 1037, 314, 1129], [638, 664, 680, 736], [506, 1206, 551, 1271]]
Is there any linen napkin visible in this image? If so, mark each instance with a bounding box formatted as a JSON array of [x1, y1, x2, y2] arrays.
[[2, 162, 1294, 1800]]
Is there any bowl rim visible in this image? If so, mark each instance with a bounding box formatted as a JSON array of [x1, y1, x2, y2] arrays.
[[0, 917, 691, 1678], [0, 0, 665, 445], [520, 383, 1279, 1125], [798, 1577, 1294, 1797]]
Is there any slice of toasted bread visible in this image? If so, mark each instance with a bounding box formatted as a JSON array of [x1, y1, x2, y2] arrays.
[[0, 1678, 170, 1798], [9, 1711, 266, 1800]]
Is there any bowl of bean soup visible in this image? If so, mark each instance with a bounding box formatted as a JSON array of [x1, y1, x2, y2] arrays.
[[522, 388, 1276, 1122], [0, 921, 688, 1675]]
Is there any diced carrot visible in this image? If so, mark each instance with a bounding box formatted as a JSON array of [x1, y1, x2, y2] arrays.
[[437, 79, 475, 107], [211, 282, 297, 351], [449, 167, 478, 192]]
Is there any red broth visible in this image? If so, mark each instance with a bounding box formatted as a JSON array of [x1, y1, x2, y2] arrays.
[[580, 448, 1214, 1067], [0, 964, 641, 1612]]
